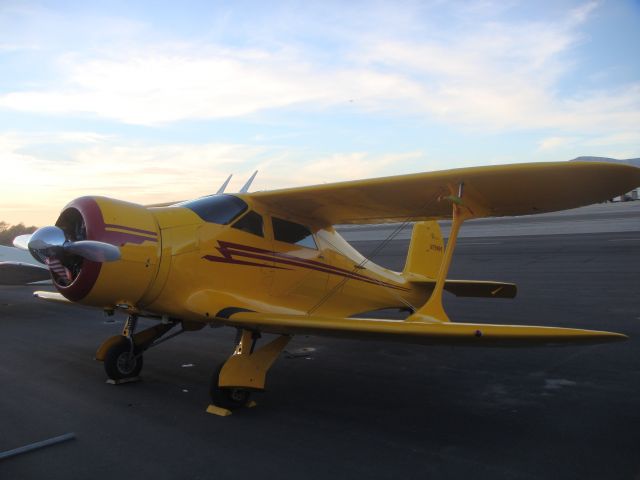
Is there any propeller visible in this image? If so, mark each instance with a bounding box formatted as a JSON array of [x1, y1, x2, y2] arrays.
[[13, 226, 121, 264]]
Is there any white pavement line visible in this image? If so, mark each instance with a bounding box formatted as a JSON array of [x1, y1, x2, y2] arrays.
[[607, 238, 640, 242]]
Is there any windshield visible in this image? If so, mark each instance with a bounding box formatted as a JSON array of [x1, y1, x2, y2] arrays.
[[174, 194, 248, 224]]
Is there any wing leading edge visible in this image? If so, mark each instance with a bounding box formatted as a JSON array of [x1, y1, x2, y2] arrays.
[[215, 311, 625, 347], [249, 162, 640, 225], [0, 262, 50, 285]]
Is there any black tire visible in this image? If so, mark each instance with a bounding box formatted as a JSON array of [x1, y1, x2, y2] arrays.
[[104, 336, 143, 380], [209, 363, 251, 409]]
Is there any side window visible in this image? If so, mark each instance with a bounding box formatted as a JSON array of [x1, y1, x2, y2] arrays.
[[232, 210, 264, 237], [272, 217, 317, 249]]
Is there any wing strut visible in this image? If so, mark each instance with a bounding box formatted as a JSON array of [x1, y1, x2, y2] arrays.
[[407, 183, 475, 323]]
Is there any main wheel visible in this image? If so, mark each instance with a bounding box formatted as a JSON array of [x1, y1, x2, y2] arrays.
[[104, 336, 143, 380], [209, 363, 251, 409]]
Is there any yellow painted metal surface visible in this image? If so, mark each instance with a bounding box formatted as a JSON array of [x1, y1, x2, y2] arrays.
[[216, 312, 626, 345], [403, 221, 444, 279], [95, 335, 124, 362], [218, 331, 291, 389], [408, 195, 473, 322], [74, 197, 162, 308], [249, 162, 640, 224]]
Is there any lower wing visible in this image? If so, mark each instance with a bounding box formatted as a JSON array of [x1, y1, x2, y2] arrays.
[[214, 311, 625, 346], [0, 262, 51, 285]]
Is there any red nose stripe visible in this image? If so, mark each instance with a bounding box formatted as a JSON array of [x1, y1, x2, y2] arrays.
[[55, 197, 103, 301]]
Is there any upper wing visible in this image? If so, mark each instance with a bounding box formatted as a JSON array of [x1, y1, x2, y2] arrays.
[[215, 311, 625, 346], [249, 162, 640, 224]]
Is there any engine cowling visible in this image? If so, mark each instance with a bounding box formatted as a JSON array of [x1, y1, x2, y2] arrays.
[[53, 196, 161, 308]]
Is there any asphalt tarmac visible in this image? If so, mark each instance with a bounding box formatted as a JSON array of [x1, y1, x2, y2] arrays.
[[1, 230, 639, 479]]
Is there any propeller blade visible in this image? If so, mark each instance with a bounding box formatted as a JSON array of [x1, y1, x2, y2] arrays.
[[24, 225, 120, 264], [64, 241, 121, 262], [13, 234, 32, 250]]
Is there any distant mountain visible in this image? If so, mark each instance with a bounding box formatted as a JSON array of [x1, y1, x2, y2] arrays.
[[570, 156, 640, 168]]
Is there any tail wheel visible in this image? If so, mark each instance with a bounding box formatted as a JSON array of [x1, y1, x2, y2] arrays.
[[104, 336, 143, 380], [209, 363, 251, 409]]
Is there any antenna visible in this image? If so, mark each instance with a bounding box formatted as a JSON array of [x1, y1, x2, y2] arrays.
[[216, 174, 233, 194], [239, 170, 258, 193]]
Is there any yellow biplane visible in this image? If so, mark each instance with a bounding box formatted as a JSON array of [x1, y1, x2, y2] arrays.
[[5, 161, 640, 415]]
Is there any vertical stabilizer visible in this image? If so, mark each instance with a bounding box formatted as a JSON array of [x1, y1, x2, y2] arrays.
[[403, 221, 444, 279]]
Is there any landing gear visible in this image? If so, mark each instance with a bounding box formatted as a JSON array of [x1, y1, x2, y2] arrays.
[[209, 363, 251, 410], [207, 329, 291, 416], [96, 314, 290, 414], [96, 314, 195, 382], [103, 336, 143, 380]]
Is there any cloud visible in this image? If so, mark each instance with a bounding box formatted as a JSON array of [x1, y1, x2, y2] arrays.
[[0, 45, 420, 125], [350, 1, 640, 133], [0, 132, 423, 225], [538, 136, 579, 150], [0, 132, 262, 224], [569, 1, 599, 24], [1, 0, 637, 138], [256, 151, 425, 190], [536, 130, 640, 159], [583, 131, 640, 147]]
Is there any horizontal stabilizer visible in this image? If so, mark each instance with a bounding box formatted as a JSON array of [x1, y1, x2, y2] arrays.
[[444, 280, 517, 298], [214, 311, 625, 347], [0, 262, 50, 285], [406, 277, 517, 298]]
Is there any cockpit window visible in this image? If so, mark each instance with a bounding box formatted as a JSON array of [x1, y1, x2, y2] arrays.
[[272, 217, 317, 249], [175, 194, 248, 225], [232, 210, 264, 237]]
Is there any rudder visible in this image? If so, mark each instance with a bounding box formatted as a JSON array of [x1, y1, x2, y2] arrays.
[[403, 221, 444, 279]]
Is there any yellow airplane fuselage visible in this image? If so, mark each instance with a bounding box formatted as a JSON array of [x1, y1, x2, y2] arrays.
[[55, 195, 428, 321]]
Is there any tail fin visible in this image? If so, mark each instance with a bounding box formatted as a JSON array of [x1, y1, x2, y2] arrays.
[[403, 221, 518, 299], [403, 221, 444, 278]]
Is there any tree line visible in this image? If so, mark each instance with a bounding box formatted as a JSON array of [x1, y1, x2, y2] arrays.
[[0, 221, 38, 246]]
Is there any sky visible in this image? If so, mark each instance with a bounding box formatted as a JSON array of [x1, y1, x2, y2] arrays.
[[0, 0, 639, 226]]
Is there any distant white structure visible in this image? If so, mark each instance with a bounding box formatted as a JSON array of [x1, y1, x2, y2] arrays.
[[616, 188, 638, 201]]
